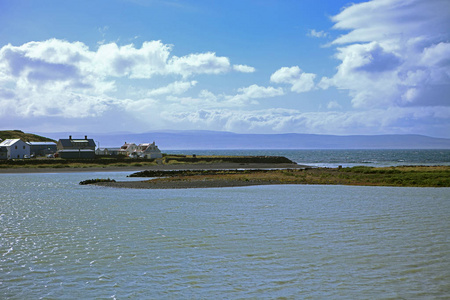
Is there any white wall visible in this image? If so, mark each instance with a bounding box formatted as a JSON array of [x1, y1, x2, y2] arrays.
[[8, 140, 30, 159]]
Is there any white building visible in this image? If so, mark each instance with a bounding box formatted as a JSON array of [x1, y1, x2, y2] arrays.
[[119, 141, 163, 159], [0, 139, 31, 159], [136, 142, 163, 159], [119, 143, 137, 156]]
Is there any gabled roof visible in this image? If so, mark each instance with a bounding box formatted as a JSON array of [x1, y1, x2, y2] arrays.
[[0, 139, 23, 146]]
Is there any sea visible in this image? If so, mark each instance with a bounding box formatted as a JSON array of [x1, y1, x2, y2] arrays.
[[1, 149, 449, 299]]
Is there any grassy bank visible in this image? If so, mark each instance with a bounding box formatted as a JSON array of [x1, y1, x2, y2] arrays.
[[0, 155, 294, 169], [0, 157, 158, 169], [129, 166, 450, 188]]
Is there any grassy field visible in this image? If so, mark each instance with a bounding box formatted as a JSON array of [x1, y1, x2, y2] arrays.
[[0, 158, 159, 169], [0, 155, 294, 169], [135, 166, 450, 188]]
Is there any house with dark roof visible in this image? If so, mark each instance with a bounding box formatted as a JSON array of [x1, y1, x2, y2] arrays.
[[56, 135, 96, 159]]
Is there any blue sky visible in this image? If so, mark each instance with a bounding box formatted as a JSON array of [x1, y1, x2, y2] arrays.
[[1, 0, 449, 138]]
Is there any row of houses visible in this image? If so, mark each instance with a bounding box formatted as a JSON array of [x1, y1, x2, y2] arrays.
[[0, 135, 163, 160], [96, 141, 163, 159]]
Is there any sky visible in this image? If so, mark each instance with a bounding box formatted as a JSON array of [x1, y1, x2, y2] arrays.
[[0, 0, 449, 138]]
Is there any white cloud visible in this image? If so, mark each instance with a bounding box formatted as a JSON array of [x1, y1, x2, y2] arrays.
[[0, 39, 254, 119], [270, 66, 316, 93], [159, 106, 450, 135], [146, 81, 197, 96], [166, 84, 284, 108], [308, 29, 328, 38], [234, 84, 284, 100], [233, 64, 256, 73], [327, 101, 342, 110], [168, 52, 231, 77], [324, 0, 450, 108]]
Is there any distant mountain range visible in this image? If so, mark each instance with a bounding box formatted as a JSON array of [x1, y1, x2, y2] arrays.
[[37, 130, 450, 150]]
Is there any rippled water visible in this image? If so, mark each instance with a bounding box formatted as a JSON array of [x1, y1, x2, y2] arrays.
[[168, 149, 450, 168], [1, 172, 449, 299]]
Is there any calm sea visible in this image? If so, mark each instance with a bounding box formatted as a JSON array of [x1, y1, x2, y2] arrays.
[[167, 149, 450, 168], [1, 150, 449, 299]]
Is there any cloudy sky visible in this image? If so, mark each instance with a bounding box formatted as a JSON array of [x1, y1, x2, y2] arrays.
[[1, 0, 449, 137]]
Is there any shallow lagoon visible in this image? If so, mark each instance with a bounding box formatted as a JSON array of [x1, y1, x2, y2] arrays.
[[1, 171, 449, 299]]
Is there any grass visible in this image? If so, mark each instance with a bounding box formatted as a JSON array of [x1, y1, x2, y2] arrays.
[[136, 166, 450, 188], [0, 155, 292, 169], [0, 159, 159, 169]]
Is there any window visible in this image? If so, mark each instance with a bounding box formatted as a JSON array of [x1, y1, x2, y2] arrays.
[[15, 146, 17, 149], [23, 146, 25, 149]]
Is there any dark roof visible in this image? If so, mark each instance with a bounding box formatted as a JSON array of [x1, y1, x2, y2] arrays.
[[58, 138, 96, 149]]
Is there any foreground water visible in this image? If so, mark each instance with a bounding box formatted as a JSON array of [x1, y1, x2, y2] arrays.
[[1, 171, 449, 299]]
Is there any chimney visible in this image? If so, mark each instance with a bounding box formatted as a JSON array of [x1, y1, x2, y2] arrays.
[[85, 135, 87, 140], [69, 135, 72, 140]]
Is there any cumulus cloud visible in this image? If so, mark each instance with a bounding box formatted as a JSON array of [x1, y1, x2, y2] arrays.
[[233, 64, 256, 73], [270, 66, 316, 93], [0, 39, 252, 118], [168, 52, 231, 77], [323, 0, 450, 108]]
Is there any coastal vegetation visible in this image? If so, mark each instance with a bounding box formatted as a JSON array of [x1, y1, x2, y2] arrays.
[[0, 155, 294, 169], [0, 130, 56, 142], [123, 166, 450, 188]]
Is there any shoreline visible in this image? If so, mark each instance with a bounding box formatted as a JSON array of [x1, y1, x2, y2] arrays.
[[93, 165, 450, 189], [0, 162, 306, 174]]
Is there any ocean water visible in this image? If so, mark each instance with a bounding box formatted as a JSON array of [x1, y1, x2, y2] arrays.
[[167, 149, 450, 168], [1, 169, 449, 299]]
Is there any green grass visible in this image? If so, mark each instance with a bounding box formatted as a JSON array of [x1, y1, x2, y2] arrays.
[[133, 166, 450, 188]]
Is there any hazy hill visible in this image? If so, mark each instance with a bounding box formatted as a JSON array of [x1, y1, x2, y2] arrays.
[[0, 130, 56, 143], [38, 130, 450, 149]]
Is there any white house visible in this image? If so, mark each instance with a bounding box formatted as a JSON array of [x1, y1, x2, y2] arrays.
[[0, 139, 31, 159], [136, 142, 163, 159], [119, 143, 137, 156]]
